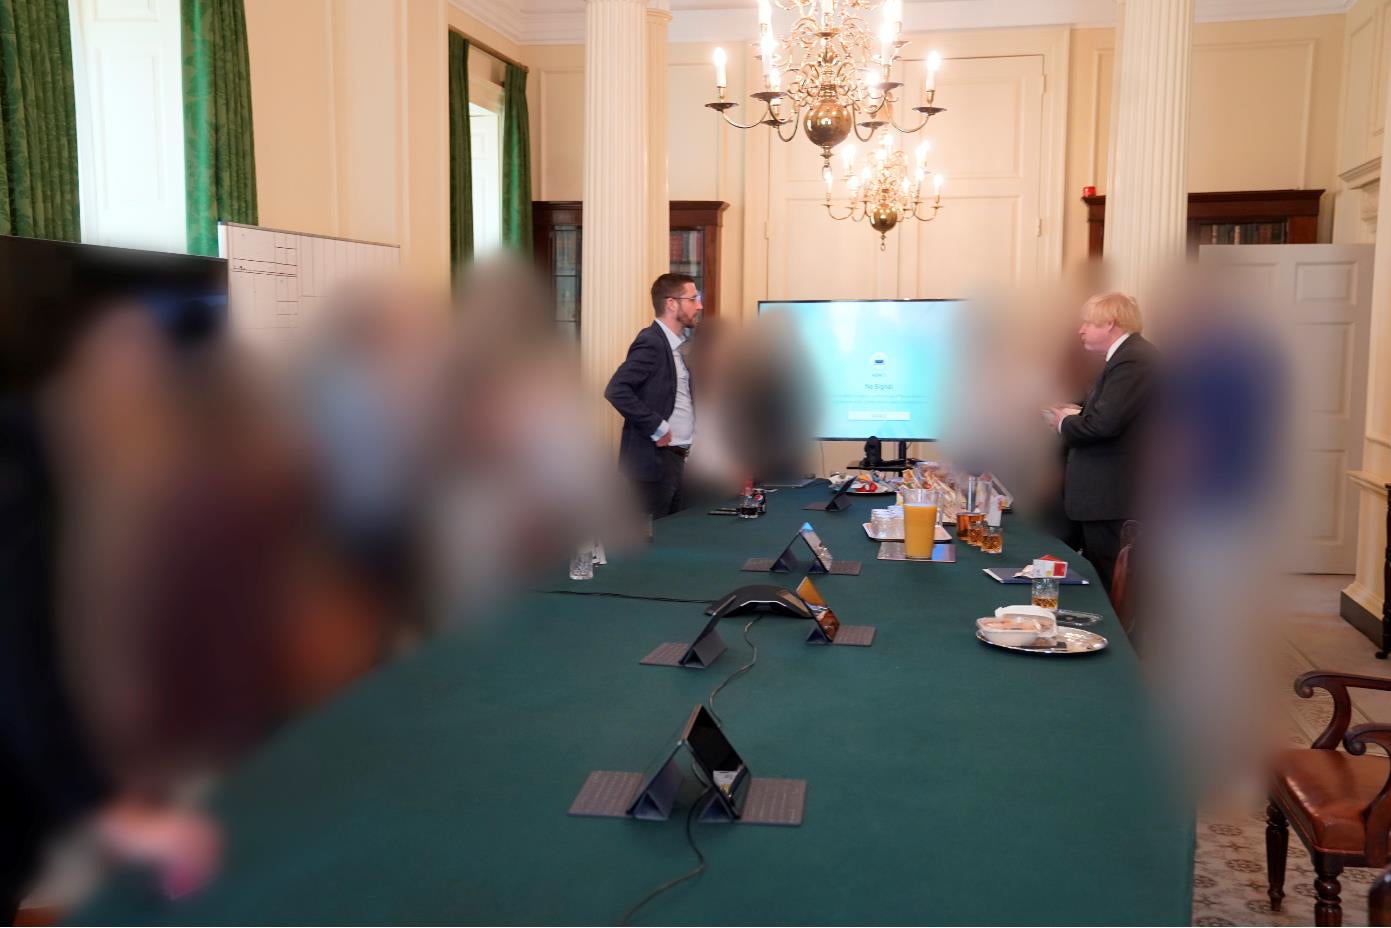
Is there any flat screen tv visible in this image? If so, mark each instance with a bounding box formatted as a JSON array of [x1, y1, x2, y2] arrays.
[[0, 234, 228, 393], [757, 298, 966, 442]]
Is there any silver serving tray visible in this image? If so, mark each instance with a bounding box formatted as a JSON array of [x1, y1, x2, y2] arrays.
[[862, 523, 950, 543], [975, 626, 1108, 655]]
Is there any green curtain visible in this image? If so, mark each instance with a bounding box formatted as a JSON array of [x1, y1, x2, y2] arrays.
[[448, 31, 473, 278], [0, 0, 80, 241], [182, 0, 257, 256], [500, 63, 531, 256]]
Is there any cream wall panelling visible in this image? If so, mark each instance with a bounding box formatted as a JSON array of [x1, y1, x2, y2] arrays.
[[1087, 38, 1323, 191], [221, 222, 400, 350], [69, 0, 188, 253], [1341, 0, 1390, 174]]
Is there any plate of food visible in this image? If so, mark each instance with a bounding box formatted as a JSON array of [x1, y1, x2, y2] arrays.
[[975, 609, 1107, 655], [848, 477, 897, 495]]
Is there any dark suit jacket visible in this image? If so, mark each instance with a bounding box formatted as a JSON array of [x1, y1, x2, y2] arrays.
[[604, 322, 680, 482], [1060, 333, 1157, 523]]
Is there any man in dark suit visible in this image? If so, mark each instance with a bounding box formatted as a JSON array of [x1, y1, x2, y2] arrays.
[[604, 274, 702, 518], [1045, 291, 1157, 593]]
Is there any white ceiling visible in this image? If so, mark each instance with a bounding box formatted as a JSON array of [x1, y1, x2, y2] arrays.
[[452, 0, 1355, 45]]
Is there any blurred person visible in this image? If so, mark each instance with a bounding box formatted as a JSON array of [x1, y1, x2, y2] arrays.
[[2, 301, 413, 918], [426, 257, 634, 617], [720, 310, 816, 484], [1134, 271, 1288, 800], [1044, 290, 1158, 592], [604, 273, 701, 518], [680, 318, 744, 503]]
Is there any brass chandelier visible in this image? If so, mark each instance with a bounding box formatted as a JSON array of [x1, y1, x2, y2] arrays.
[[706, 0, 945, 172], [825, 133, 943, 249]]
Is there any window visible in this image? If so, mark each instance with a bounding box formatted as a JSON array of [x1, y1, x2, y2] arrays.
[[68, 0, 188, 253], [470, 102, 503, 254]]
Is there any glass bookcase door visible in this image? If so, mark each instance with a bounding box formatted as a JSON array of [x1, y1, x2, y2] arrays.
[[552, 225, 580, 343], [670, 228, 705, 298]]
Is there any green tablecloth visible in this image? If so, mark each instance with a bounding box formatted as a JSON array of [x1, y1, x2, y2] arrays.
[[77, 485, 1193, 925]]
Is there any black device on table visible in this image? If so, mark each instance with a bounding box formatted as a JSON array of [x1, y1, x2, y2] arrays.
[[676, 612, 728, 667], [626, 705, 751, 821], [704, 584, 812, 619], [804, 475, 856, 512]]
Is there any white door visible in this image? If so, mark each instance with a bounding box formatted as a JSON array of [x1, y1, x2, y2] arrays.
[[1199, 243, 1374, 573], [69, 0, 187, 253]]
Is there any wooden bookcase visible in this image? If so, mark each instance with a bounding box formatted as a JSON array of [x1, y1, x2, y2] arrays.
[[1082, 189, 1324, 257], [532, 200, 729, 340]]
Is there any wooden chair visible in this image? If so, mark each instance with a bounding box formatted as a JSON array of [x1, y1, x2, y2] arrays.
[[1110, 520, 1140, 634], [1268, 670, 1391, 925]]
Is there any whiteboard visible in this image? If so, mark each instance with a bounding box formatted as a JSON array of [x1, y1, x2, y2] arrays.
[[219, 222, 400, 345]]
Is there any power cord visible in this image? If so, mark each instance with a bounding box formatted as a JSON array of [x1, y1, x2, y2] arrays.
[[706, 615, 762, 722], [538, 589, 714, 605], [616, 776, 714, 926]]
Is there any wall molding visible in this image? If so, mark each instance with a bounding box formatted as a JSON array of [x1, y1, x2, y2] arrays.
[[451, 0, 1357, 47]]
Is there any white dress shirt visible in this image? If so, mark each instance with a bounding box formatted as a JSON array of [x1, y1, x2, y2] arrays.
[[650, 320, 695, 447], [1058, 332, 1131, 433]]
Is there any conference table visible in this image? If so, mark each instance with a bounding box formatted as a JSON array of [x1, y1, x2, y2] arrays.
[[78, 483, 1193, 925]]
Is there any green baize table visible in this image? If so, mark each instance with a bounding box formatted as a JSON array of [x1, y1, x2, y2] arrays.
[[79, 484, 1193, 925]]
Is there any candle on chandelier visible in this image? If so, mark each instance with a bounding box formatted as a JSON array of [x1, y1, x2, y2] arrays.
[[933, 173, 945, 195], [713, 47, 727, 89], [880, 24, 894, 67], [926, 51, 942, 92], [915, 140, 930, 167], [839, 143, 856, 173], [768, 68, 781, 91], [884, 0, 901, 28], [758, 0, 771, 30], [820, 0, 833, 26], [823, 165, 834, 194]]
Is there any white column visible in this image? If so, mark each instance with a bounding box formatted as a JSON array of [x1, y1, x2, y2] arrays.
[[646, 0, 671, 284], [1103, 0, 1194, 304], [1344, 65, 1391, 634], [583, 0, 651, 448]]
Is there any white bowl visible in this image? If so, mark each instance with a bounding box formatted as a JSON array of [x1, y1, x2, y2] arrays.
[[976, 616, 1045, 647], [994, 604, 1057, 636]]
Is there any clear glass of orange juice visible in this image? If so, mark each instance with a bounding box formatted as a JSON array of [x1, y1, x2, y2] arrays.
[[902, 488, 937, 559]]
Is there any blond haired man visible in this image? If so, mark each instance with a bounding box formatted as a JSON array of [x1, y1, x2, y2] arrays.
[[1044, 291, 1157, 593]]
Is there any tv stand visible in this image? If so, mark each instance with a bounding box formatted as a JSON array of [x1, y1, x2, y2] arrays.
[[852, 440, 914, 472]]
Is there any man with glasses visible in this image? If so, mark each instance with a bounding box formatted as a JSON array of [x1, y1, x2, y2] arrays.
[[604, 274, 701, 518]]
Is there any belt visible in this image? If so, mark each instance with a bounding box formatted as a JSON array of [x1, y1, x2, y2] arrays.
[[667, 445, 691, 459]]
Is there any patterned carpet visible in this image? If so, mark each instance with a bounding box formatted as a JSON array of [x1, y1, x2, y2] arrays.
[[1191, 649, 1375, 927]]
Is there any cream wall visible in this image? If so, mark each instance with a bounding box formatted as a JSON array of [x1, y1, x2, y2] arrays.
[[244, 0, 449, 289], [1063, 15, 1346, 266]]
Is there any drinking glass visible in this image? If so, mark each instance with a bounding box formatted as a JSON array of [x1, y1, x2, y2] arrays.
[[569, 544, 594, 580], [980, 522, 1003, 554], [902, 488, 937, 559], [1031, 576, 1060, 611]]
